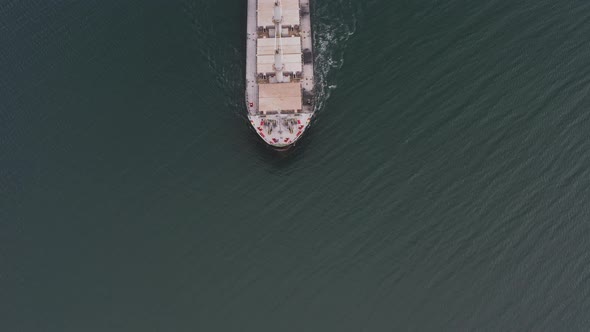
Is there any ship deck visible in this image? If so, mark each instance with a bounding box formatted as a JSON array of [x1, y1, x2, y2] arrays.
[[245, 0, 315, 148]]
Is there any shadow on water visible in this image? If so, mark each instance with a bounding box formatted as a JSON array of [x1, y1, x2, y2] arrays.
[[248, 133, 312, 165], [182, 0, 245, 115]]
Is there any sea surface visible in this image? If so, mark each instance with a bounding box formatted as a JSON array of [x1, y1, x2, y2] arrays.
[[2, 0, 590, 330]]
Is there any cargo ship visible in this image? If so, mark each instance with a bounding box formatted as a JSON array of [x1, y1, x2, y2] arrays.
[[245, 0, 314, 148]]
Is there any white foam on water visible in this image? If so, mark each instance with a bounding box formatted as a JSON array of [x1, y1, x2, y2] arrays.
[[312, 0, 358, 114]]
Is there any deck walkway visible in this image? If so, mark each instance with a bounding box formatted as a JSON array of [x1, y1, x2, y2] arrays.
[[245, 0, 258, 115], [299, 0, 314, 112]]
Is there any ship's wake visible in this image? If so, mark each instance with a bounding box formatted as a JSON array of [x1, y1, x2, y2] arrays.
[[312, 0, 359, 115], [182, 0, 245, 116]]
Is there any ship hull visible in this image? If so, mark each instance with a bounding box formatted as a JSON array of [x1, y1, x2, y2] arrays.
[[245, 0, 315, 148]]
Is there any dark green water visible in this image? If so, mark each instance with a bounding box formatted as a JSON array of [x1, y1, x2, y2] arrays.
[[2, 0, 590, 330]]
